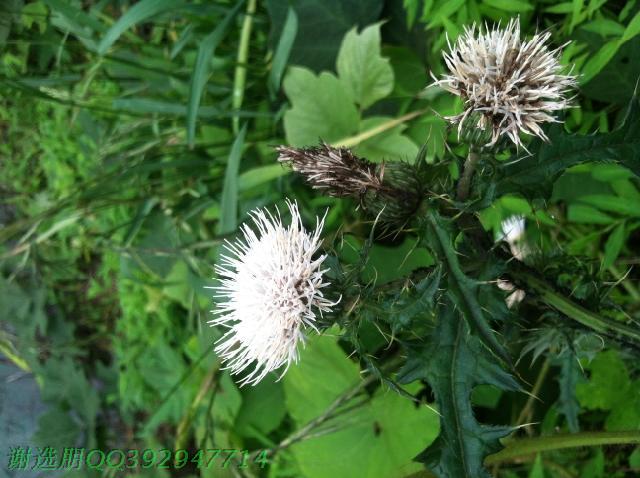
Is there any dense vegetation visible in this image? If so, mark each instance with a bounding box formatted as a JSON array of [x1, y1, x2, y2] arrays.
[[1, 1, 640, 477]]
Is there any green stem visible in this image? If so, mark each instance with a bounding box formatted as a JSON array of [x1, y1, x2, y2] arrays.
[[516, 269, 640, 343], [331, 108, 428, 148], [456, 147, 480, 201], [485, 431, 640, 464], [232, 0, 256, 134]]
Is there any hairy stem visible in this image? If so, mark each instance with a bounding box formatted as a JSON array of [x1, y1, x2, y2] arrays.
[[456, 147, 481, 201]]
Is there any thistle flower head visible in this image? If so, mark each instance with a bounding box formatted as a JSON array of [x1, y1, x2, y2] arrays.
[[209, 200, 336, 386], [432, 17, 577, 148], [277, 143, 422, 227], [276, 143, 382, 197]]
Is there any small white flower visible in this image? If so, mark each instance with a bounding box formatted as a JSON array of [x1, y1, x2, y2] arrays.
[[433, 17, 577, 148], [209, 200, 337, 386], [500, 215, 528, 260]]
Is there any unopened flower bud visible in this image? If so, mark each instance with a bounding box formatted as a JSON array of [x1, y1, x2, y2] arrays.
[[277, 143, 422, 227]]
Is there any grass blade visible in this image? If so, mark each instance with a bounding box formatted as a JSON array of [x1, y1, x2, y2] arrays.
[[187, 1, 244, 147], [268, 6, 298, 94], [97, 0, 184, 55], [218, 124, 247, 235]]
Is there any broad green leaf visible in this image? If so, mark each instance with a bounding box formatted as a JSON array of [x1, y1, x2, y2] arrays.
[[581, 37, 640, 104], [186, 2, 243, 146], [497, 95, 640, 200], [336, 23, 394, 109], [97, 0, 185, 55], [284, 334, 360, 424], [354, 116, 419, 162], [265, 0, 383, 72], [283, 67, 359, 146], [398, 305, 520, 478], [33, 408, 81, 447], [235, 377, 286, 437], [576, 350, 640, 431], [285, 335, 439, 478], [602, 222, 626, 270], [338, 235, 434, 285], [218, 124, 247, 234], [268, 6, 298, 93]]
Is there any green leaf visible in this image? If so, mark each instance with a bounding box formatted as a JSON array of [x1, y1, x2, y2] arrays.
[[567, 204, 615, 224], [353, 116, 419, 162], [497, 95, 640, 200], [423, 212, 514, 368], [97, 0, 185, 55], [238, 164, 288, 191], [622, 11, 640, 43], [235, 377, 286, 437], [268, 6, 298, 93], [398, 304, 520, 478], [284, 335, 439, 478], [579, 195, 640, 217], [283, 67, 359, 146], [336, 23, 394, 109], [602, 222, 626, 270], [380, 266, 441, 334], [33, 408, 80, 447], [528, 454, 545, 478], [265, 0, 383, 72], [218, 124, 246, 235], [284, 334, 360, 424], [581, 40, 622, 84], [483, 0, 533, 12], [555, 351, 584, 433], [576, 350, 640, 431], [186, 2, 243, 146]]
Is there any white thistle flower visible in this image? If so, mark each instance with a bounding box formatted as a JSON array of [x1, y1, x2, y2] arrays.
[[433, 17, 577, 148], [209, 200, 337, 386]]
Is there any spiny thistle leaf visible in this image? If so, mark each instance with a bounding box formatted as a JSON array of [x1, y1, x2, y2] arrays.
[[378, 266, 442, 334], [497, 94, 640, 199], [422, 211, 514, 368], [398, 304, 521, 478], [555, 350, 585, 433]]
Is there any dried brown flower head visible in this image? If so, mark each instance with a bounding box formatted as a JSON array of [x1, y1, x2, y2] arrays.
[[432, 18, 577, 149], [276, 143, 422, 227]]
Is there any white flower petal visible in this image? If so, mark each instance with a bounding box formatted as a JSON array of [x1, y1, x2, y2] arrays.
[[209, 200, 337, 386]]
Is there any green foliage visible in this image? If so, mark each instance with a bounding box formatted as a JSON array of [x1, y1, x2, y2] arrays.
[[497, 95, 640, 200], [336, 23, 394, 109], [2, 2, 640, 478], [576, 350, 640, 431], [285, 335, 440, 478], [399, 306, 520, 478]]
